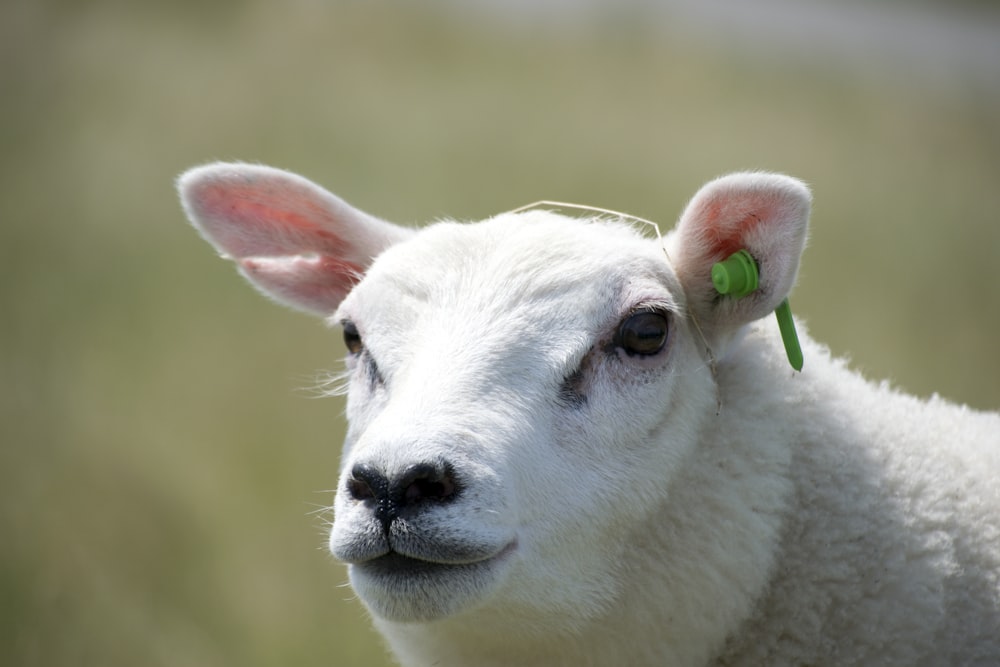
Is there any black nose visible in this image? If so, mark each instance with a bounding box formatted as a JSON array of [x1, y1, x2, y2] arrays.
[[347, 461, 459, 531]]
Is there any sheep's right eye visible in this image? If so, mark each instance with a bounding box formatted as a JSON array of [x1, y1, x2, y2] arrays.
[[342, 321, 363, 355]]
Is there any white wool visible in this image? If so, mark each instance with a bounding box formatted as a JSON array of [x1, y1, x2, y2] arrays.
[[179, 163, 1000, 666]]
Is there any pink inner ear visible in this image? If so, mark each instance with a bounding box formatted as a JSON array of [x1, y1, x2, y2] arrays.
[[241, 255, 364, 314], [192, 180, 350, 259], [699, 198, 773, 260]]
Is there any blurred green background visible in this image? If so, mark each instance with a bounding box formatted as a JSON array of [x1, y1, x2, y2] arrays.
[[2, 1, 998, 665]]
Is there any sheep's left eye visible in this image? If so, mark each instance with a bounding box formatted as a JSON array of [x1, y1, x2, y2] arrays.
[[616, 310, 669, 357], [342, 320, 363, 355]]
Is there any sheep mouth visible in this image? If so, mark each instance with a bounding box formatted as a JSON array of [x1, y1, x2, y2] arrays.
[[348, 541, 518, 622], [357, 540, 517, 578], [358, 551, 478, 577]]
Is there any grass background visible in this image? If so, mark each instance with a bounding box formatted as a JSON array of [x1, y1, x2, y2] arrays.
[[2, 1, 998, 665]]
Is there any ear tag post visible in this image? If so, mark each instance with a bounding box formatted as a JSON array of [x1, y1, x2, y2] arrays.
[[711, 250, 804, 371]]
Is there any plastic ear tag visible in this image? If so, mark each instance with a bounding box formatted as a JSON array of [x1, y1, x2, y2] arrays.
[[711, 250, 804, 371]]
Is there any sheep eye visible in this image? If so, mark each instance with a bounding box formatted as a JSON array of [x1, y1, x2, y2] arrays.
[[342, 320, 363, 355], [616, 310, 669, 357]]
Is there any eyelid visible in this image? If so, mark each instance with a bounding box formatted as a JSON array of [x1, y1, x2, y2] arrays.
[[627, 299, 674, 316]]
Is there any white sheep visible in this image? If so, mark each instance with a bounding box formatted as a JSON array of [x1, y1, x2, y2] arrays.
[[178, 163, 1000, 667]]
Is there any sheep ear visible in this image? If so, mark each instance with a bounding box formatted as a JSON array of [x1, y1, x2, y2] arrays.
[[669, 172, 811, 332], [177, 163, 413, 316]]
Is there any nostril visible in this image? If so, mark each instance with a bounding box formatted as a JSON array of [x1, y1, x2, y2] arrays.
[[348, 463, 389, 503], [400, 463, 458, 505], [394, 461, 459, 510], [347, 477, 374, 501]]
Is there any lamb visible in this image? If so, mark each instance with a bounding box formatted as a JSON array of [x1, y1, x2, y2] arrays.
[[177, 162, 1000, 667]]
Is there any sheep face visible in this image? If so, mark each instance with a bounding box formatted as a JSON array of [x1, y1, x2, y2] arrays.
[[178, 163, 810, 637], [328, 214, 715, 625]]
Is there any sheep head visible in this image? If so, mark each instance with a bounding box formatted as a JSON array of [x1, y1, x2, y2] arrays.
[[177, 164, 811, 636]]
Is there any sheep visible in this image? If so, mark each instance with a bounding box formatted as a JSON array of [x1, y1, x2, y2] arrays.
[[178, 162, 1000, 667]]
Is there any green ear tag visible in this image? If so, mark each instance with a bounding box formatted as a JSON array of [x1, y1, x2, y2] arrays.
[[773, 299, 803, 371], [711, 249, 758, 298], [711, 250, 804, 372]]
